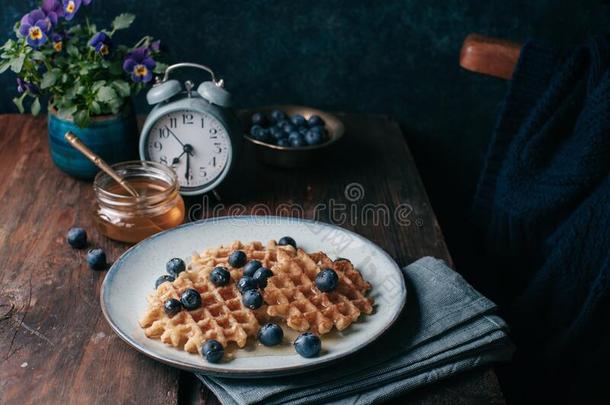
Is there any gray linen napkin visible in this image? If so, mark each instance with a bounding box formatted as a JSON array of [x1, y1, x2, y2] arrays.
[[196, 256, 514, 405]]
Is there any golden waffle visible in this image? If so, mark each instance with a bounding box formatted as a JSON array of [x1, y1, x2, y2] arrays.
[[139, 241, 278, 352], [139, 240, 374, 354], [263, 247, 374, 334]]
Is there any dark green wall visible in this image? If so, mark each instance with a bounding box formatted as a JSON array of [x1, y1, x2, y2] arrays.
[[1, 1, 608, 263]]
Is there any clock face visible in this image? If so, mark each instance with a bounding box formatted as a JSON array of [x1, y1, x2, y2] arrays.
[[145, 109, 231, 191]]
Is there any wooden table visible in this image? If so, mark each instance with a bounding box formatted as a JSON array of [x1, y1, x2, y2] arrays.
[[0, 114, 504, 404]]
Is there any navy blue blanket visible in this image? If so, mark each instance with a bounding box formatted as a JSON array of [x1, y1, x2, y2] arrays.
[[473, 36, 610, 401]]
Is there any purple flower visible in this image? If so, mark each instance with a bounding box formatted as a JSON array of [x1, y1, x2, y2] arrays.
[[62, 0, 91, 21], [123, 48, 156, 83], [89, 32, 112, 57], [41, 0, 64, 26], [51, 32, 63, 52], [16, 78, 39, 95], [149, 40, 161, 53], [19, 10, 51, 48]]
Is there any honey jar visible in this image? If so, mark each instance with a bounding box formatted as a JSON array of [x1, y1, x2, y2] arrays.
[[93, 161, 185, 243]]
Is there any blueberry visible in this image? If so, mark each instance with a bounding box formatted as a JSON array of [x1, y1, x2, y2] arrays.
[[309, 125, 326, 136], [210, 266, 231, 286], [166, 258, 186, 277], [253, 267, 273, 288], [290, 136, 306, 147], [258, 323, 283, 346], [270, 126, 285, 139], [278, 236, 297, 248], [256, 130, 274, 144], [242, 289, 263, 309], [277, 120, 290, 129], [283, 123, 297, 133], [155, 275, 175, 289], [308, 115, 324, 127], [288, 131, 302, 140], [294, 332, 321, 358], [180, 288, 202, 310], [243, 260, 262, 277], [315, 268, 339, 292], [290, 114, 307, 127], [228, 250, 247, 268], [305, 130, 323, 146], [237, 276, 257, 293], [250, 124, 263, 137], [164, 298, 182, 317], [271, 110, 286, 122], [298, 127, 309, 136], [202, 339, 224, 363], [251, 112, 267, 126], [67, 227, 87, 249], [86, 248, 107, 271], [277, 138, 290, 147]]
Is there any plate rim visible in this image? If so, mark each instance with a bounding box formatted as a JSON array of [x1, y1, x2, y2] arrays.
[[100, 215, 406, 377]]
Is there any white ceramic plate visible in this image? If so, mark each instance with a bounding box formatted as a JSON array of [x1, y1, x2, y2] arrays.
[[101, 216, 406, 378]]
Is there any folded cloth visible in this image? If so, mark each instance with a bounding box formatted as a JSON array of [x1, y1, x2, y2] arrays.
[[196, 257, 513, 405]]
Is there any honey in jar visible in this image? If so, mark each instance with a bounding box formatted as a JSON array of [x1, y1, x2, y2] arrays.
[[93, 161, 185, 243]]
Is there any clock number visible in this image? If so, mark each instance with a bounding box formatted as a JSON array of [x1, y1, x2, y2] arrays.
[[209, 128, 218, 139], [199, 167, 207, 178], [159, 155, 168, 164], [153, 141, 163, 151], [183, 113, 194, 125], [169, 117, 177, 128], [158, 128, 169, 138], [211, 157, 217, 167], [201, 117, 205, 128], [214, 142, 222, 154]]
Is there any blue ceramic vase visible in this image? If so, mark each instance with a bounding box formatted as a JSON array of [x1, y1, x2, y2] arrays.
[[48, 107, 139, 179]]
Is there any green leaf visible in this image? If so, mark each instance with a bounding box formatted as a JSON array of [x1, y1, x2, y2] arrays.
[[153, 62, 167, 74], [30, 51, 45, 61], [41, 70, 60, 89], [112, 14, 135, 31], [57, 104, 78, 119], [31, 98, 41, 116], [112, 80, 131, 97], [74, 110, 91, 128], [0, 60, 10, 74], [90, 101, 102, 115], [67, 44, 79, 58], [12, 96, 25, 113], [10, 54, 25, 73], [96, 86, 118, 104]]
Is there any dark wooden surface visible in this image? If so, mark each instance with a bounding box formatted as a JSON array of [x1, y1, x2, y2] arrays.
[[0, 114, 504, 404]]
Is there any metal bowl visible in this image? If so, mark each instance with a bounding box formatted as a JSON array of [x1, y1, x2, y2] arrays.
[[239, 105, 345, 168]]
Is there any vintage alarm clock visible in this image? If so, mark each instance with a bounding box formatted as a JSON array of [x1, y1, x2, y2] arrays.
[[139, 63, 241, 196]]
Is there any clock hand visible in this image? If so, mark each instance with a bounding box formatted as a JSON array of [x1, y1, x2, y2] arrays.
[[185, 151, 191, 184], [166, 126, 186, 148]]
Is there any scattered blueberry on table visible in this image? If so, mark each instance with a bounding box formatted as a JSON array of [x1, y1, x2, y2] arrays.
[[202, 339, 224, 363], [316, 268, 339, 292], [258, 323, 284, 347], [253, 267, 273, 288], [166, 258, 186, 277], [294, 332, 322, 358], [278, 236, 297, 248], [248, 110, 329, 147], [180, 288, 202, 310], [242, 289, 264, 309], [164, 298, 182, 317], [67, 227, 87, 249], [237, 276, 258, 293], [86, 248, 107, 271], [210, 266, 231, 286], [155, 275, 175, 289], [243, 260, 262, 277], [228, 250, 248, 268]]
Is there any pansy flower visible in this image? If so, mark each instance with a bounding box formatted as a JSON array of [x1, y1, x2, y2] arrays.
[[89, 32, 112, 57], [51, 33, 63, 52], [16, 78, 39, 95], [149, 40, 161, 53], [63, 0, 92, 21], [123, 48, 156, 83], [19, 10, 51, 48], [41, 0, 64, 26]]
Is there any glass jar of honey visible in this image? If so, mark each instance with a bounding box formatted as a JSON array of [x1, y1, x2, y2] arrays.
[[93, 161, 185, 243]]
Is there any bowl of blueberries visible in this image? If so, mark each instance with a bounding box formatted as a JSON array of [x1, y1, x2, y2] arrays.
[[240, 105, 345, 167]]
